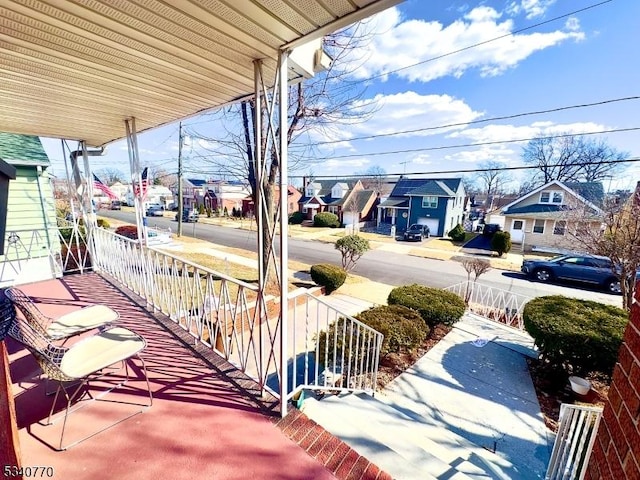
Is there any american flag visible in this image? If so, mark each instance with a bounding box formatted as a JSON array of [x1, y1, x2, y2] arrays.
[[92, 174, 118, 200], [133, 167, 149, 198]]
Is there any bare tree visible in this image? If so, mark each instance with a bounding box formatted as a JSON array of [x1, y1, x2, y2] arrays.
[[477, 161, 512, 209], [461, 258, 491, 304], [357, 165, 387, 191], [522, 134, 628, 186], [94, 168, 124, 185], [187, 23, 379, 274], [562, 182, 640, 311]]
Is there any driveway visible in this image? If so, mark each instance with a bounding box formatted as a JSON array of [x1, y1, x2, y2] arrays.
[[461, 234, 495, 255]]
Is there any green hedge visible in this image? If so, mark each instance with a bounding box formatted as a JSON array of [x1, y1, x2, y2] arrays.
[[289, 211, 305, 224], [355, 305, 427, 356], [523, 295, 628, 376], [491, 231, 512, 256], [387, 284, 466, 329], [448, 224, 466, 242], [313, 212, 340, 228], [310, 264, 346, 294]]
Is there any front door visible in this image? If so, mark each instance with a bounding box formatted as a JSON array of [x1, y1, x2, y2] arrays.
[[510, 219, 524, 243]]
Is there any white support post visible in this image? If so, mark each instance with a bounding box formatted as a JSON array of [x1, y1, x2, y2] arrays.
[[125, 118, 146, 246], [278, 49, 289, 417], [254, 59, 265, 395]]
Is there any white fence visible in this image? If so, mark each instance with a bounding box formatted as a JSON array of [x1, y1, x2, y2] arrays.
[[91, 228, 383, 402], [445, 280, 532, 330], [546, 404, 603, 480], [287, 293, 383, 399]]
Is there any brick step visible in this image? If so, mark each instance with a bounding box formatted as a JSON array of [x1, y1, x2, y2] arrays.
[[274, 407, 393, 480]]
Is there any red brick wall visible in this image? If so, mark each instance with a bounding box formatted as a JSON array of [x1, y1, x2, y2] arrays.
[[586, 287, 640, 479]]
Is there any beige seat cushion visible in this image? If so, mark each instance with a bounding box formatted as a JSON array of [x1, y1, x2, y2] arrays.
[[46, 305, 119, 339], [60, 327, 146, 379]]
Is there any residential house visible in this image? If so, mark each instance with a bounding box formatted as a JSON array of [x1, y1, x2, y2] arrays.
[[298, 178, 377, 225], [241, 185, 302, 218], [377, 177, 465, 237], [501, 180, 604, 252], [0, 133, 60, 286], [125, 184, 174, 209], [171, 178, 207, 210], [203, 180, 250, 215]]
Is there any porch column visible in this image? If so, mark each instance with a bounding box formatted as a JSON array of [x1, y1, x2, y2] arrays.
[[124, 118, 146, 245], [254, 58, 265, 396], [278, 48, 289, 417]]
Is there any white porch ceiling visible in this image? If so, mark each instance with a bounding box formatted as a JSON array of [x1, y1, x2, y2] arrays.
[[0, 0, 401, 147]]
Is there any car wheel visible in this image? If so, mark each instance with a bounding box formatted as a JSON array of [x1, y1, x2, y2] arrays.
[[534, 268, 553, 283], [605, 278, 621, 294]]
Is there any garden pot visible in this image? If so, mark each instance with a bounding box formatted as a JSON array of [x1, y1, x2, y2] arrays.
[[568, 376, 591, 395]]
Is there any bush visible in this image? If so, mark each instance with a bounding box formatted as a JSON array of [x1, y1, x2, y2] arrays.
[[115, 225, 139, 240], [289, 211, 305, 224], [59, 226, 86, 242], [315, 317, 375, 376], [355, 305, 427, 356], [387, 284, 466, 329], [97, 218, 110, 229], [313, 212, 340, 228], [310, 264, 346, 294], [448, 224, 466, 242], [335, 234, 370, 271], [491, 231, 512, 256], [523, 296, 628, 376]]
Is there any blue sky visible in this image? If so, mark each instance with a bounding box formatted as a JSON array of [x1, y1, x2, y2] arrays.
[[40, 0, 640, 191]]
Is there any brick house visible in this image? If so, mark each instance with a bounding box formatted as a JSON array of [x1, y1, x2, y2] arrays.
[[241, 185, 302, 218]]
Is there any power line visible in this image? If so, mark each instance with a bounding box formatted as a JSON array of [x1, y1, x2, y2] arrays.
[[360, 0, 612, 83], [288, 156, 640, 179], [314, 96, 640, 146], [312, 127, 640, 160]]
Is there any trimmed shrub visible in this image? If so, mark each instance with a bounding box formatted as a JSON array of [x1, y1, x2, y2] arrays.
[[97, 218, 110, 229], [59, 226, 86, 242], [316, 317, 373, 375], [115, 225, 139, 240], [289, 211, 305, 224], [523, 295, 628, 376], [310, 264, 346, 294], [448, 224, 466, 242], [355, 305, 427, 356], [387, 284, 466, 329], [335, 234, 370, 271], [491, 231, 512, 256], [313, 212, 340, 228]]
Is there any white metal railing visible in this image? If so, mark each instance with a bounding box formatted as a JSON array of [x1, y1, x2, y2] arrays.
[[445, 281, 532, 330], [287, 292, 383, 399], [546, 404, 603, 480], [91, 228, 383, 403]]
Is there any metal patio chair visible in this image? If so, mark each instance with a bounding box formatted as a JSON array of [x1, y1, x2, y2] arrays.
[[8, 315, 152, 450], [4, 287, 119, 341]]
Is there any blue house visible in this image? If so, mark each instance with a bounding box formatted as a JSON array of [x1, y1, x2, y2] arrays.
[[377, 177, 466, 237]]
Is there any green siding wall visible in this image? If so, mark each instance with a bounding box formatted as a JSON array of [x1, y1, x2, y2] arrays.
[[2, 166, 58, 261]]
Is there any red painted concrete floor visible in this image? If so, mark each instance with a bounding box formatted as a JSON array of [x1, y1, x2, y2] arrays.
[[6, 274, 338, 480]]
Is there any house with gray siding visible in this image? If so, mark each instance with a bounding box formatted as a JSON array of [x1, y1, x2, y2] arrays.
[[0, 133, 60, 286]]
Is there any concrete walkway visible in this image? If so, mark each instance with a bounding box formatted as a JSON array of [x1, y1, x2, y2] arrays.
[[380, 315, 552, 479]]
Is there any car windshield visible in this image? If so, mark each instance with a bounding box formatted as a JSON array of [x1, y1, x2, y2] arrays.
[[408, 224, 422, 230], [548, 255, 569, 263]]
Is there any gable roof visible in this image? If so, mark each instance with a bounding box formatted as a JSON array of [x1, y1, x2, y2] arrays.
[[501, 180, 604, 215], [565, 182, 604, 206], [344, 190, 377, 212], [0, 133, 51, 167], [186, 178, 207, 187], [299, 179, 359, 204], [389, 178, 461, 198]]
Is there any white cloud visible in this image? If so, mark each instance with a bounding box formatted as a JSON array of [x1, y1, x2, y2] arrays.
[[310, 91, 483, 148], [350, 5, 583, 83], [323, 158, 371, 171], [506, 0, 557, 19]]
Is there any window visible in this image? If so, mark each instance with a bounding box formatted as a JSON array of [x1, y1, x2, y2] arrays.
[[552, 192, 563, 204], [553, 220, 566, 235], [422, 196, 437, 208], [540, 192, 550, 203], [533, 219, 545, 234], [540, 191, 563, 204], [305, 187, 314, 197]]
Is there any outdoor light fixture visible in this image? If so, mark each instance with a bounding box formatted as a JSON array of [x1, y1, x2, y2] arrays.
[[288, 38, 333, 82]]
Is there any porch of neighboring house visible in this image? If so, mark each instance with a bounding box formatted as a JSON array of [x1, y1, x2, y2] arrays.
[[7, 271, 387, 480]]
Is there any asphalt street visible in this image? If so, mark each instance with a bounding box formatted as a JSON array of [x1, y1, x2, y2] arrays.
[[103, 210, 621, 306]]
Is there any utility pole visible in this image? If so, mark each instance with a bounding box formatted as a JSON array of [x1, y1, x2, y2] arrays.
[[177, 122, 184, 237]]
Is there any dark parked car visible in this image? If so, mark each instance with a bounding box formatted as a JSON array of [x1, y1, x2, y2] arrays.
[[521, 254, 627, 293], [110, 200, 122, 210], [403, 224, 430, 241], [482, 223, 502, 237], [176, 208, 199, 223]]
